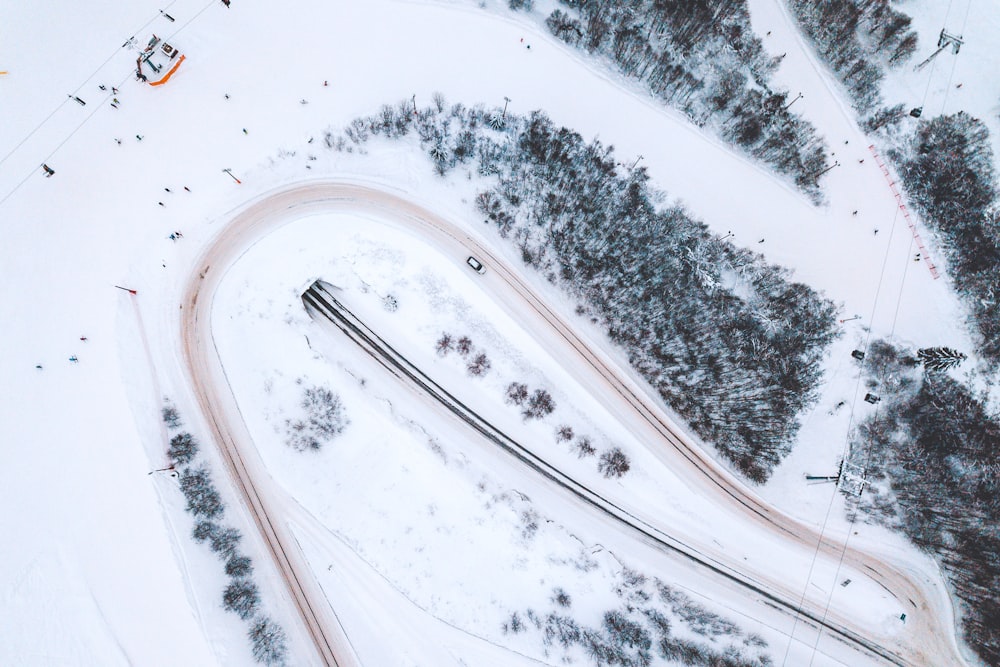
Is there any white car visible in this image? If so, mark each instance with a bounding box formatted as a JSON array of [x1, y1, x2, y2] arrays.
[[466, 256, 486, 274]]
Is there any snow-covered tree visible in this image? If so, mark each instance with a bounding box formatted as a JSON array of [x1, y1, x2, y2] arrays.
[[248, 616, 287, 666], [179, 467, 223, 519], [917, 347, 967, 372], [168, 432, 198, 466], [223, 579, 260, 620]]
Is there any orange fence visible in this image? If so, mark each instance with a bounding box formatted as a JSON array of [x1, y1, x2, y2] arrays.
[[149, 54, 185, 86]]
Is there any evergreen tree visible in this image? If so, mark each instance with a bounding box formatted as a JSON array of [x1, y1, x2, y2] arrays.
[[917, 347, 967, 372]]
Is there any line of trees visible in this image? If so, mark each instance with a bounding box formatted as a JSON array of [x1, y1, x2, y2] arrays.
[[844, 342, 1000, 666], [504, 567, 772, 666], [331, 99, 840, 482], [163, 403, 288, 665], [534, 0, 830, 198], [787, 0, 917, 111], [436, 332, 493, 376]]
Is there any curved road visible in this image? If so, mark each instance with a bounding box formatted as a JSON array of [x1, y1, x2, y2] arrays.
[[179, 181, 965, 667]]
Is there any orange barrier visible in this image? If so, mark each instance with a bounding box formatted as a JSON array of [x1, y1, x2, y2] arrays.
[[149, 54, 185, 86]]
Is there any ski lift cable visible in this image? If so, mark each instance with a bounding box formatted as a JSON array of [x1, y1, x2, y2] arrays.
[[916, 0, 957, 110], [0, 0, 216, 212], [939, 0, 975, 115], [783, 201, 906, 667], [0, 1, 179, 172], [806, 234, 918, 667]]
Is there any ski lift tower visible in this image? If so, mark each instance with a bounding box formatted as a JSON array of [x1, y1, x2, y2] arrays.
[[914, 28, 964, 72]]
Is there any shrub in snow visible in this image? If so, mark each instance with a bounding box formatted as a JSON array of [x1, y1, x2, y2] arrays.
[[503, 612, 525, 634], [598, 448, 630, 478], [248, 616, 288, 666], [574, 436, 596, 458], [520, 510, 540, 540], [162, 405, 182, 429], [168, 432, 198, 466], [285, 384, 348, 452], [456, 335, 473, 356], [179, 467, 224, 519], [223, 578, 261, 620], [551, 587, 572, 608], [466, 352, 491, 377], [436, 332, 453, 355], [382, 294, 398, 312], [225, 554, 254, 579], [556, 425, 574, 442], [192, 520, 220, 543], [209, 526, 242, 560], [505, 382, 529, 405], [604, 610, 651, 651], [522, 389, 555, 421]]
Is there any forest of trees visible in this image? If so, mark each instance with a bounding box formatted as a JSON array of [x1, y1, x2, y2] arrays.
[[894, 112, 1000, 366], [524, 0, 830, 199], [505, 567, 772, 666], [846, 341, 1000, 665], [330, 100, 840, 481], [786, 0, 917, 111]]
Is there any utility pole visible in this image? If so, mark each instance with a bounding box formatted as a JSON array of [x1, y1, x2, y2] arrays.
[[718, 230, 734, 241], [114, 285, 138, 295], [784, 92, 803, 110], [222, 168, 242, 184], [502, 96, 511, 120], [411, 94, 417, 114], [630, 154, 644, 170]]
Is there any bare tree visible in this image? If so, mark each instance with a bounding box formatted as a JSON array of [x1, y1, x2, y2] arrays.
[[506, 382, 529, 405], [436, 333, 454, 355], [248, 615, 287, 665], [168, 432, 199, 466], [179, 467, 224, 519], [598, 448, 631, 478], [223, 579, 260, 620]]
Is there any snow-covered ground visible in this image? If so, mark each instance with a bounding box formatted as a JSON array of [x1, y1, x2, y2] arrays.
[[208, 209, 898, 665], [1, 0, 995, 664]]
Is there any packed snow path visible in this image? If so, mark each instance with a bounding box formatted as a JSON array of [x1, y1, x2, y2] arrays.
[[181, 180, 965, 667]]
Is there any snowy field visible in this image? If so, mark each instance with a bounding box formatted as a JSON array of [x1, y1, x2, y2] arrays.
[[1, 0, 994, 664]]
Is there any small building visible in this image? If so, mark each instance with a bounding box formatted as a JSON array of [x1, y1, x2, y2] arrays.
[[135, 35, 185, 86]]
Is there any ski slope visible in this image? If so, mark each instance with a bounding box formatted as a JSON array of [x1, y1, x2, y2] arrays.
[[0, 0, 993, 664]]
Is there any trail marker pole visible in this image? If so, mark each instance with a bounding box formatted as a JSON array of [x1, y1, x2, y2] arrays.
[[222, 168, 242, 184]]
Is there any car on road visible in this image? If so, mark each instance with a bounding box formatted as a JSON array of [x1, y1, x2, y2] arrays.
[[466, 256, 486, 274]]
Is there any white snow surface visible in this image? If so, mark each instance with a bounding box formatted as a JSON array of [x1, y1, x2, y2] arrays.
[[0, 0, 995, 664]]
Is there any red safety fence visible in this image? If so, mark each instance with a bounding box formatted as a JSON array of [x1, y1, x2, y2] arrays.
[[868, 144, 940, 279]]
